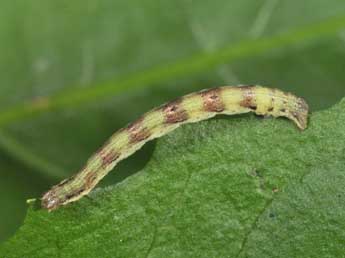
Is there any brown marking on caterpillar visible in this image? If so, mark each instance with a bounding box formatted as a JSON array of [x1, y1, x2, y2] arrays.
[[201, 88, 225, 112], [65, 188, 85, 201], [127, 118, 151, 143], [85, 172, 97, 187], [161, 98, 189, 123], [99, 149, 120, 168], [240, 87, 257, 110], [268, 96, 276, 112]]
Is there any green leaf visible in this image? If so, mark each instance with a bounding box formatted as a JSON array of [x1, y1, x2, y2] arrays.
[[1, 98, 344, 257], [1, 0, 345, 244]]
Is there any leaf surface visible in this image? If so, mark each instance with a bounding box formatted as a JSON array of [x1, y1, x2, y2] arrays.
[[1, 0, 345, 243], [1, 98, 344, 257]]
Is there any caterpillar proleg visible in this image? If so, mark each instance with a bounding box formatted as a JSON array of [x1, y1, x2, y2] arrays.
[[42, 85, 309, 211]]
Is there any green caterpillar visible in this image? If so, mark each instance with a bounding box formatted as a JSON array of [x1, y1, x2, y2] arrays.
[[42, 85, 309, 211]]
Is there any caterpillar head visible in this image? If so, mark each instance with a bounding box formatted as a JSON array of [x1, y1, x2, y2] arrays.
[[41, 189, 65, 212]]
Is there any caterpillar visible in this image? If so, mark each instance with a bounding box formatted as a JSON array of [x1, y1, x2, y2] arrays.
[[42, 85, 309, 211]]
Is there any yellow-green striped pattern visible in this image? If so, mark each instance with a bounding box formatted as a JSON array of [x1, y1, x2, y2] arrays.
[[42, 85, 309, 211]]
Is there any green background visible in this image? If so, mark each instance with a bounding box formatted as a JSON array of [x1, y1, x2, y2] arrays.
[[0, 0, 345, 245]]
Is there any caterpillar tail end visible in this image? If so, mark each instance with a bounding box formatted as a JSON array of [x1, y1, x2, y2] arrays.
[[291, 97, 309, 130]]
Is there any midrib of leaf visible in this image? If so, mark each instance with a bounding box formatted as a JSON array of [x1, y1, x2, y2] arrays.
[[235, 197, 275, 257], [0, 15, 345, 127]]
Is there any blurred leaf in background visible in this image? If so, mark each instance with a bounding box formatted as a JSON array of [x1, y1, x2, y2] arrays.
[[0, 0, 345, 243]]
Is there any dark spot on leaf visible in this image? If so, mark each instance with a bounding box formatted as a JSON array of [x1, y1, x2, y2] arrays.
[[269, 212, 276, 218]]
